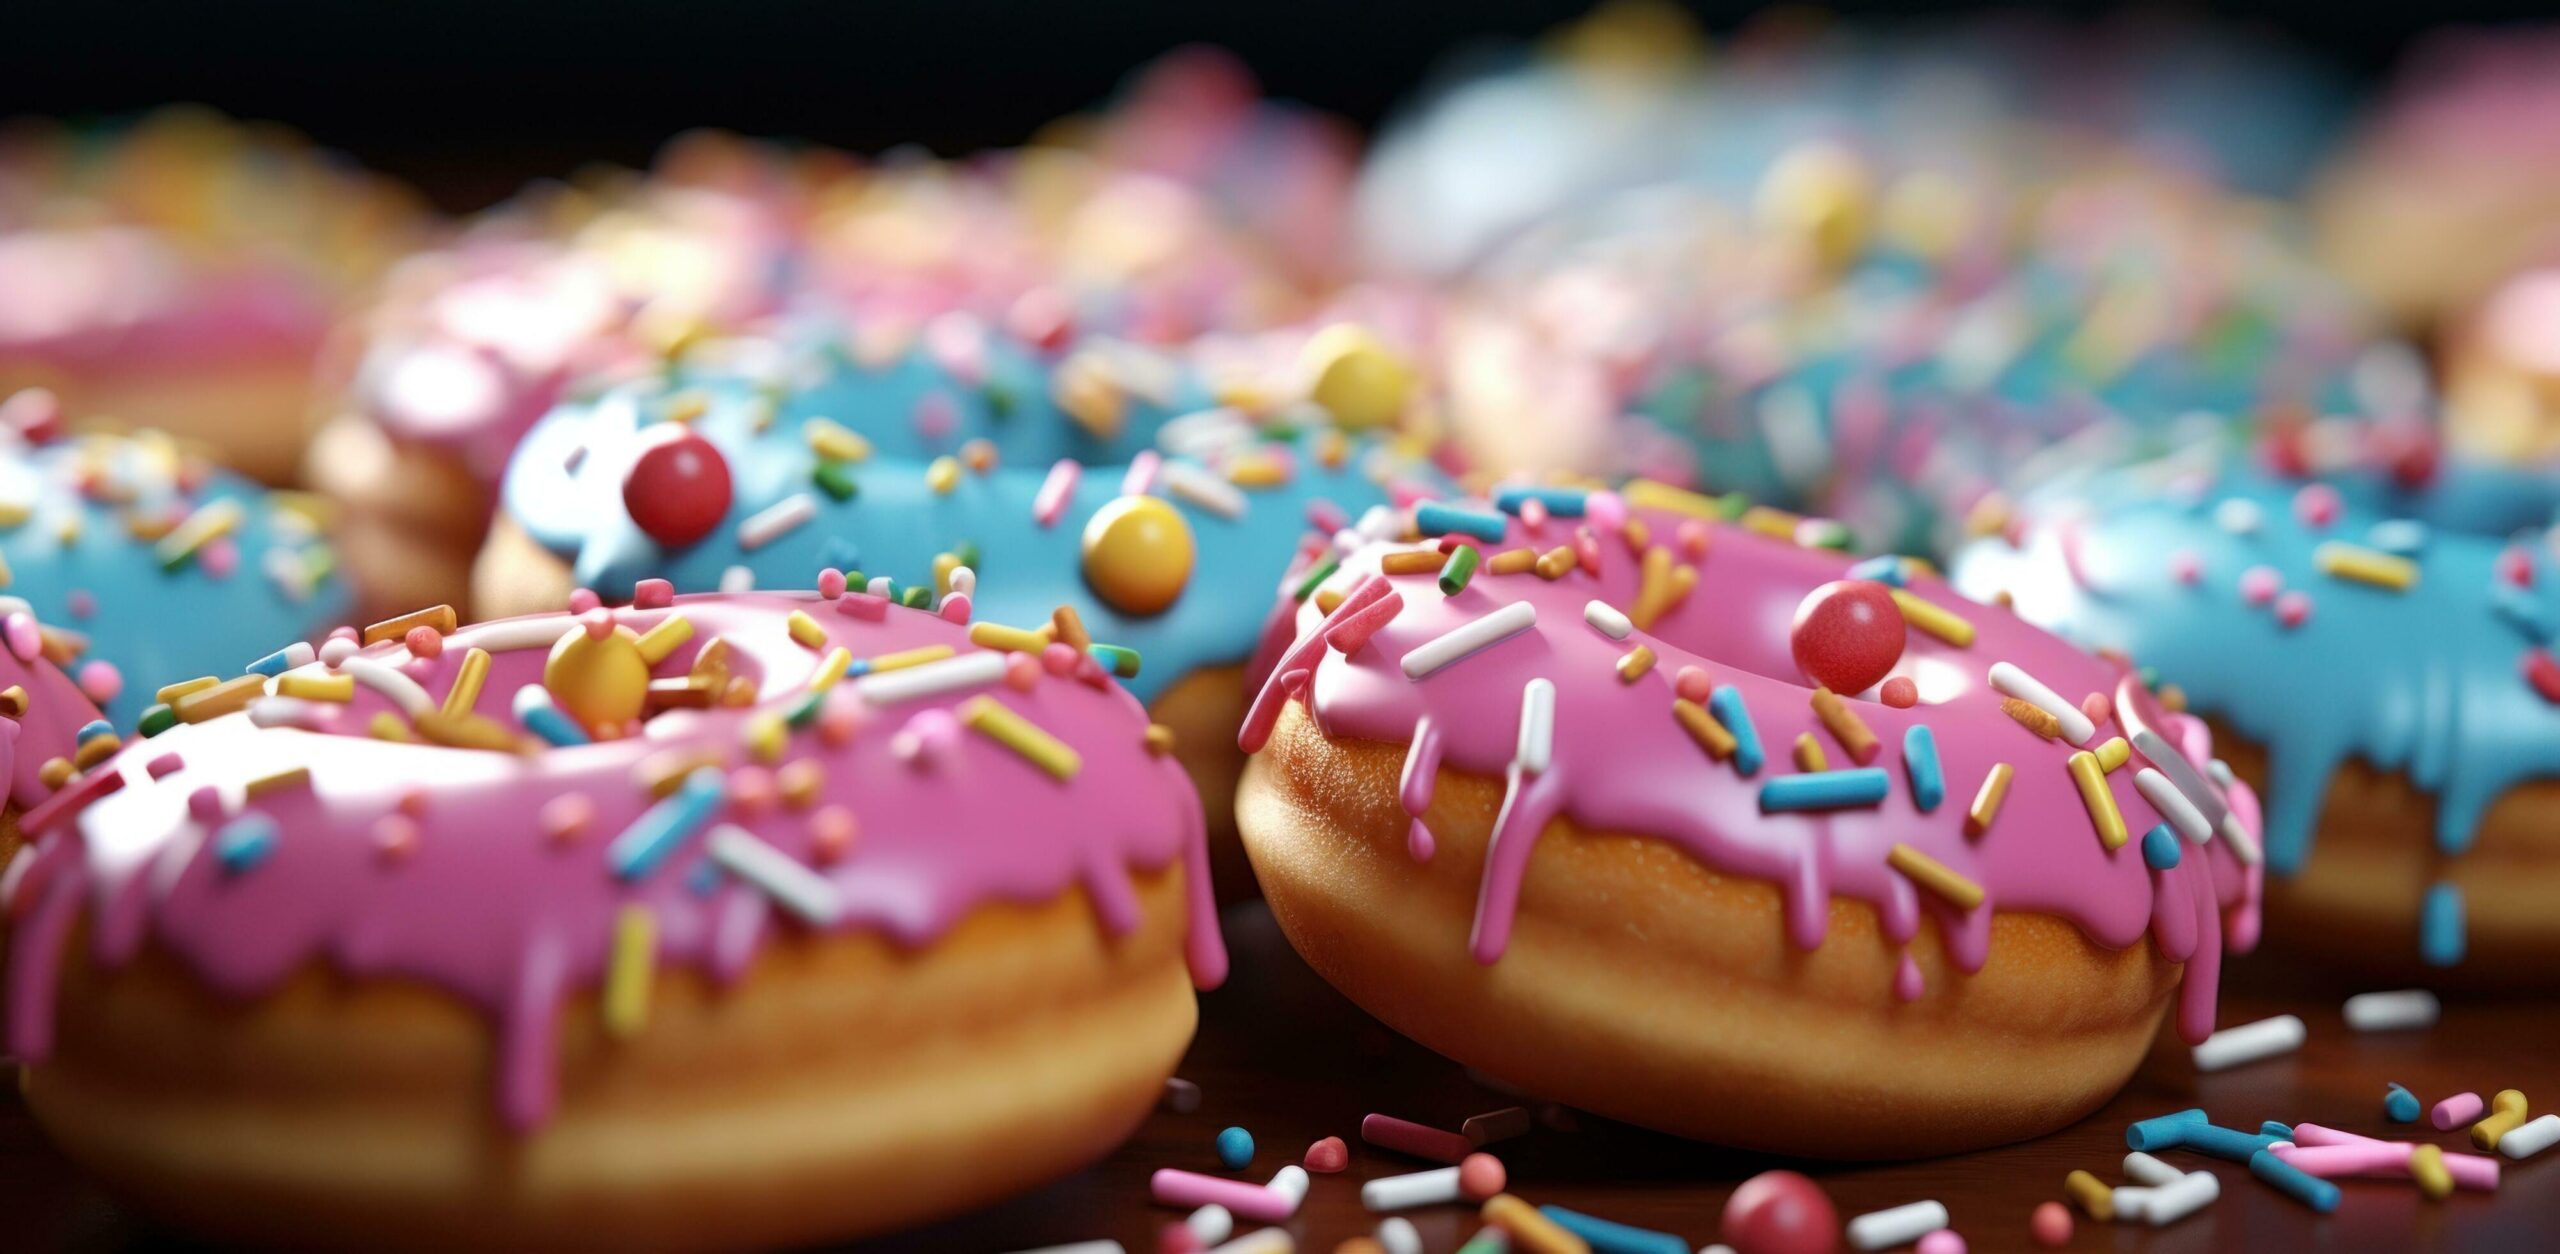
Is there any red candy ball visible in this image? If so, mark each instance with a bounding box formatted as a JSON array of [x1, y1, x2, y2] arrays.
[[1790, 580, 1905, 695], [622, 426, 732, 548], [1723, 1170, 1839, 1254]]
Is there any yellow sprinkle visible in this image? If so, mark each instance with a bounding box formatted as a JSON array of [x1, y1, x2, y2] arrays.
[[1313, 587, 1344, 614], [1965, 763, 2013, 837], [2472, 1090, 2530, 1151], [2068, 751, 2127, 849], [441, 647, 491, 719], [960, 438, 997, 473], [245, 766, 312, 799], [367, 712, 414, 742], [1793, 732, 1829, 773], [37, 757, 70, 790], [1966, 493, 2014, 538], [634, 616, 694, 665], [0, 685, 25, 717], [1621, 478, 1724, 520], [959, 695, 1081, 780], [1620, 514, 1652, 554], [153, 498, 242, 567], [637, 747, 727, 796], [804, 417, 872, 463], [1144, 723, 1177, 756], [744, 712, 787, 764], [933, 551, 960, 596], [2314, 541, 2419, 591], [0, 548, 12, 588], [808, 646, 853, 692], [1535, 545, 1578, 580], [1616, 645, 1656, 683], [416, 710, 519, 751], [0, 501, 27, 530], [1226, 455, 1288, 488], [275, 671, 354, 703], [786, 610, 827, 650], [2065, 1169, 2113, 1221], [2094, 736, 2130, 773], [1741, 505, 1801, 541], [2411, 1143, 2453, 1201], [72, 735, 118, 771], [2001, 696, 2062, 739], [172, 675, 265, 723], [604, 905, 655, 1039], [967, 622, 1049, 654], [926, 455, 961, 495], [663, 391, 710, 424], [866, 643, 954, 674], [1672, 698, 1736, 761], [1890, 588, 1976, 647], [1811, 689, 1878, 764], [1480, 1194, 1584, 1253], [1887, 843, 1984, 910], [1381, 549, 1445, 576], [361, 603, 459, 647]]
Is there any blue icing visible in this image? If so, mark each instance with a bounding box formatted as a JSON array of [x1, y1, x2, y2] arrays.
[[502, 328, 1439, 704], [1950, 457, 2560, 887], [0, 436, 347, 726]]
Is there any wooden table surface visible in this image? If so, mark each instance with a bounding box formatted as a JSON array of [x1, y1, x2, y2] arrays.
[[3, 902, 2554, 1253]]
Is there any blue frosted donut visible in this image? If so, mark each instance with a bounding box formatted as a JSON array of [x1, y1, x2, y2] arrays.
[[0, 395, 348, 727], [1950, 431, 2560, 973], [491, 318, 1443, 709]]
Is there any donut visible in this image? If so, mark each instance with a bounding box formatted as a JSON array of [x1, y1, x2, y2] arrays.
[[0, 601, 108, 876], [1235, 481, 2263, 1156], [1951, 427, 2560, 981], [0, 107, 424, 483], [314, 133, 823, 617], [476, 314, 1443, 887], [0, 390, 349, 727], [3, 586, 1224, 1250]]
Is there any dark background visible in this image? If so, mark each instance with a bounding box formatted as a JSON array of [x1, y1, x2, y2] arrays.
[[7, 0, 2558, 211]]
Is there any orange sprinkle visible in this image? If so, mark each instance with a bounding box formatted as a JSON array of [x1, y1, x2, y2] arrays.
[[2001, 696, 2061, 739], [361, 604, 458, 647], [1381, 549, 1445, 576], [1616, 645, 1656, 683], [1811, 689, 1880, 764], [1793, 732, 1829, 773], [1490, 547, 1540, 575], [1672, 698, 1736, 761]]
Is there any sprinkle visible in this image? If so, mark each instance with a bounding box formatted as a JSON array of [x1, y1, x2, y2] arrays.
[[467, 618, 583, 653], [1902, 725, 1945, 811], [785, 610, 827, 650], [2437, 1093, 2487, 1129], [1051, 604, 1092, 653], [1848, 554, 1907, 586], [1149, 1170, 1294, 1225], [969, 622, 1049, 654], [1514, 679, 1555, 773], [1811, 689, 1880, 764], [2312, 540, 2417, 591], [1381, 549, 1445, 576], [1533, 545, 1577, 579], [361, 603, 458, 646], [923, 455, 961, 495], [1890, 589, 1975, 647], [960, 695, 1082, 780], [514, 686, 589, 746], [604, 905, 654, 1038], [1401, 602, 1537, 679], [1033, 460, 1081, 527], [1463, 1107, 1531, 1146], [2067, 752, 2127, 849], [2140, 823, 2182, 870], [428, 647, 489, 720], [1847, 1200, 1949, 1251], [2502, 1115, 2560, 1160], [1793, 732, 1829, 772], [2250, 1149, 2340, 1213], [1887, 842, 1982, 909], [2192, 1014, 2306, 1072], [1583, 601, 1631, 639], [1292, 555, 1342, 602], [1673, 699, 1737, 761], [634, 616, 694, 665], [1761, 769, 1890, 813], [737, 493, 816, 550], [607, 766, 726, 879], [213, 813, 279, 873], [246, 642, 314, 676], [1494, 484, 1590, 517], [1415, 501, 1507, 543], [2473, 1090, 2531, 1152], [1362, 1113, 1473, 1164], [804, 417, 871, 463], [705, 825, 843, 924], [1163, 462, 1246, 518], [275, 671, 354, 703], [1489, 547, 1538, 575], [2342, 989, 2439, 1032], [1989, 662, 2095, 744], [1620, 478, 1722, 519], [868, 645, 958, 677], [157, 675, 221, 706], [1615, 645, 1655, 683], [342, 657, 434, 718], [1707, 685, 1763, 776], [173, 675, 265, 723], [807, 646, 854, 692], [1438, 545, 1480, 596], [2421, 882, 2466, 965], [154, 498, 242, 570], [2064, 1170, 2113, 1221], [1325, 588, 1405, 656], [1535, 1205, 1682, 1254]]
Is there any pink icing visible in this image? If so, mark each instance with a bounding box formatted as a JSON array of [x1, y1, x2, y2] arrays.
[[4, 592, 1224, 1128], [0, 614, 104, 813], [1241, 496, 2262, 1043]]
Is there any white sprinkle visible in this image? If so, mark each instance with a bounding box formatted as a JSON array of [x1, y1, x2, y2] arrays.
[[1357, 504, 1402, 540], [737, 493, 816, 550], [2501, 1114, 2560, 1159], [1033, 459, 1081, 527], [1163, 461, 1247, 519], [1847, 1200, 1949, 1250], [1377, 1217, 1421, 1254], [2129, 729, 2229, 831], [1122, 449, 1163, 496], [1265, 1165, 1310, 1212], [1584, 601, 1632, 640], [1515, 678, 1556, 773], [867, 575, 894, 598], [705, 825, 843, 925], [2123, 1169, 2219, 1226], [341, 656, 434, 718], [1361, 1166, 1463, 1212], [949, 566, 976, 597], [1158, 407, 1251, 459], [464, 618, 583, 653], [318, 636, 359, 668], [1988, 661, 2095, 744], [2191, 1014, 2305, 1072], [720, 566, 756, 593], [855, 651, 1006, 704], [277, 641, 318, 670], [2214, 499, 2262, 535], [1185, 1204, 1232, 1244], [2218, 811, 2263, 865], [2343, 989, 2440, 1032], [1401, 602, 1538, 679], [2134, 768, 2212, 843], [245, 697, 326, 730], [2123, 1151, 2183, 1186]]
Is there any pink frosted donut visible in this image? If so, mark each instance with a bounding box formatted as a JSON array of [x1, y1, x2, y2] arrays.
[[0, 600, 109, 868], [1236, 480, 2263, 1156], [5, 588, 1222, 1250]]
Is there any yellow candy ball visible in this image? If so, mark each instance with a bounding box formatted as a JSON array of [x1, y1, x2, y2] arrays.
[[543, 624, 653, 736], [1303, 323, 1414, 431], [1756, 142, 1874, 270], [1081, 495, 1196, 617]]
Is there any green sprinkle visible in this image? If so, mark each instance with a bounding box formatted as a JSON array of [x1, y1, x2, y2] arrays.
[[138, 702, 176, 738], [1716, 492, 1751, 521], [899, 585, 932, 609], [1089, 643, 1141, 678], [954, 540, 982, 571], [1438, 545, 1480, 596], [783, 690, 824, 727], [1291, 555, 1340, 602], [812, 461, 859, 501], [983, 382, 1018, 419]]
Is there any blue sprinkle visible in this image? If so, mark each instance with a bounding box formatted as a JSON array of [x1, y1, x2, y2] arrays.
[[2179, 1121, 2290, 1163], [2260, 1120, 2295, 1140], [2142, 823, 2183, 870], [75, 719, 115, 746], [686, 859, 724, 896], [2367, 519, 2429, 555], [214, 813, 278, 874], [608, 767, 726, 880], [1759, 769, 1891, 814], [1848, 555, 1908, 586], [1215, 1126, 1254, 1170], [2491, 583, 2548, 643], [521, 703, 590, 748], [2421, 881, 2466, 966], [1414, 501, 1508, 544], [1708, 685, 1763, 777], [1902, 724, 1944, 811], [1492, 484, 1590, 518], [2251, 1148, 2341, 1213], [246, 646, 297, 678], [1536, 1205, 1687, 1254], [2385, 1083, 2421, 1123], [2125, 1108, 2207, 1151]]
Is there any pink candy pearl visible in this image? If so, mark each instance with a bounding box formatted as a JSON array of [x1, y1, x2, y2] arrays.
[[2030, 1201, 2072, 1248], [75, 660, 121, 705], [567, 587, 602, 614], [65, 590, 94, 619], [199, 537, 238, 578], [817, 568, 847, 599], [1916, 1230, 1966, 1254], [405, 626, 444, 659], [2080, 691, 2113, 727], [1041, 642, 1081, 676], [2167, 549, 2203, 584], [2294, 483, 2342, 528], [2275, 591, 2312, 629], [2, 612, 39, 662], [1585, 490, 1627, 531], [1674, 665, 1714, 703], [938, 592, 972, 624], [1519, 497, 1549, 530], [1003, 653, 1042, 691], [2239, 565, 2282, 605]]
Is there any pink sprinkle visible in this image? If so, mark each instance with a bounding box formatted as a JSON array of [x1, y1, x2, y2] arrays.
[[1003, 653, 1041, 691], [1881, 676, 1918, 708], [1361, 1113, 1472, 1164], [1306, 499, 1348, 535], [1916, 1230, 1966, 1254], [1041, 642, 1081, 676], [2434, 1092, 2485, 1129], [1304, 1136, 1349, 1173], [405, 626, 444, 659], [75, 660, 120, 705], [540, 794, 593, 843], [1519, 497, 1549, 531], [1123, 450, 1163, 497], [1148, 1169, 1294, 1224], [200, 537, 239, 579], [580, 608, 614, 640], [65, 590, 94, 619], [186, 785, 224, 824], [817, 568, 847, 599], [2079, 691, 2113, 727], [912, 391, 958, 441], [1674, 665, 1714, 703], [1574, 528, 1602, 575], [892, 708, 960, 766], [1324, 589, 1405, 655], [726, 766, 775, 815], [2294, 483, 2342, 528], [938, 593, 971, 624], [1034, 459, 1082, 528], [1585, 490, 1627, 531], [145, 752, 183, 780], [2239, 565, 2283, 605], [925, 313, 987, 385], [2168, 549, 2203, 584], [633, 578, 674, 610], [2, 613, 38, 662], [835, 592, 890, 621], [2500, 546, 2535, 587], [568, 587, 602, 613], [2275, 591, 2312, 629]]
